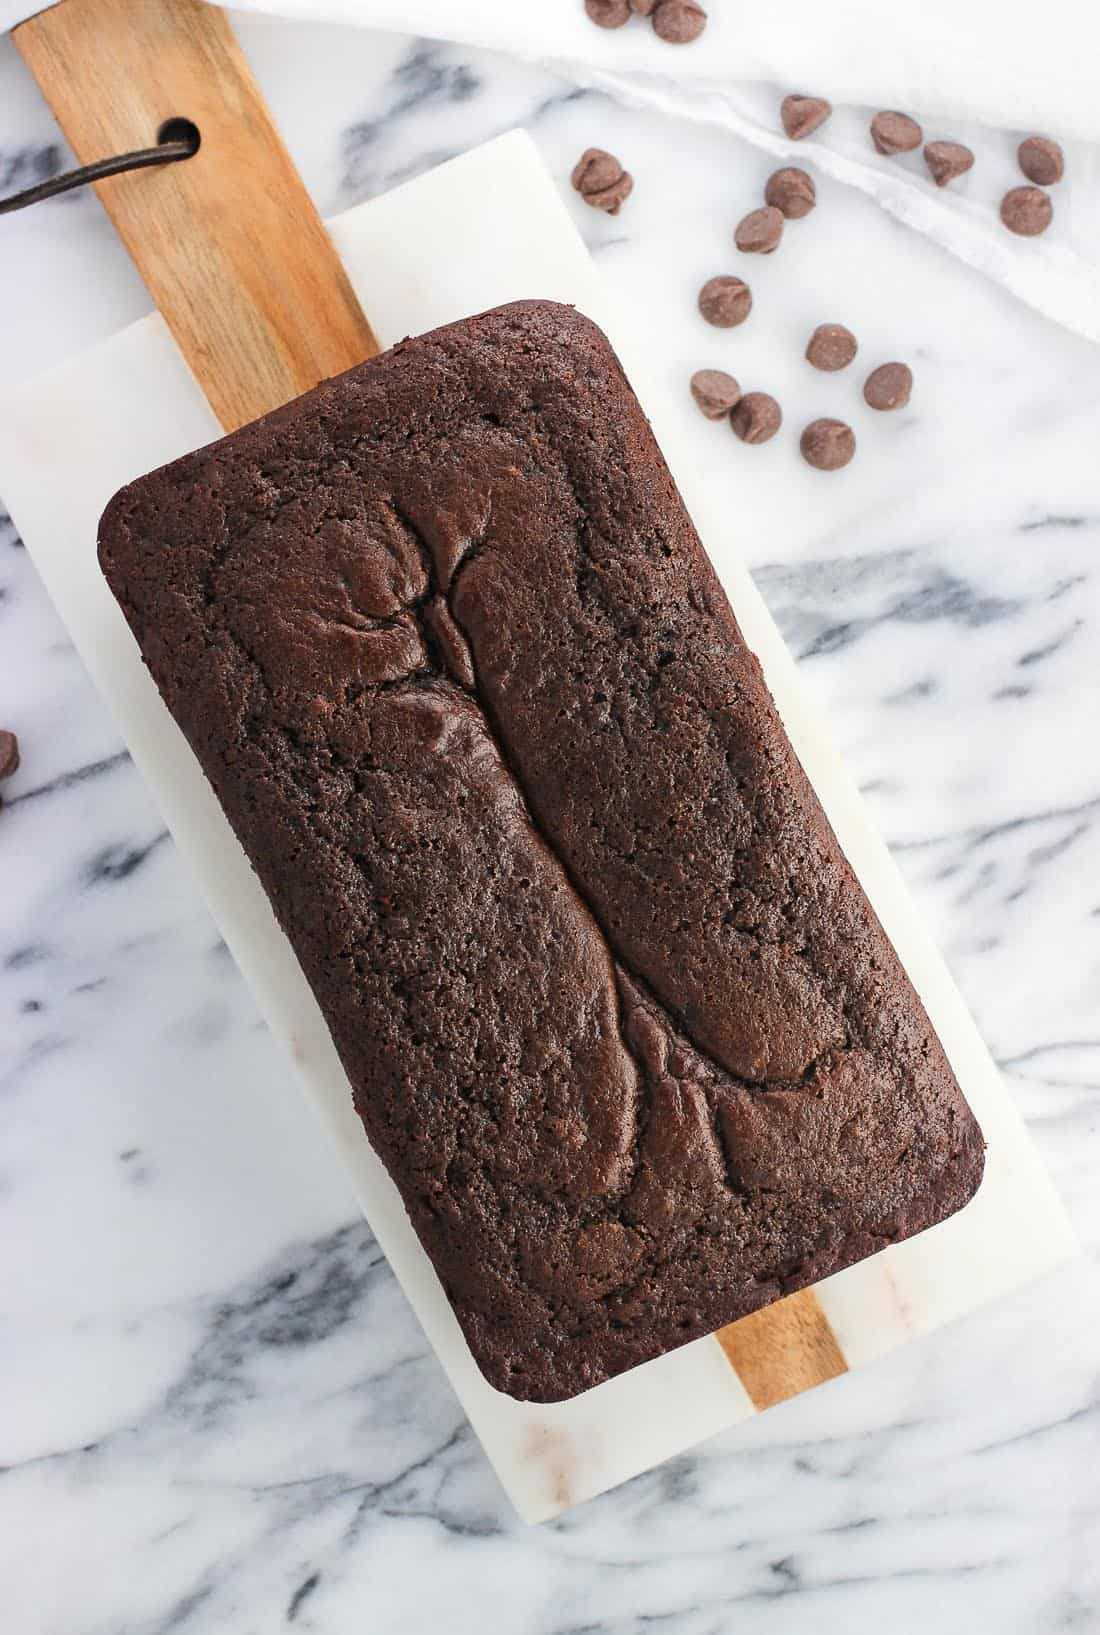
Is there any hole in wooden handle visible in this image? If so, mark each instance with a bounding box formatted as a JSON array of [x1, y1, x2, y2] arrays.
[[157, 117, 201, 156]]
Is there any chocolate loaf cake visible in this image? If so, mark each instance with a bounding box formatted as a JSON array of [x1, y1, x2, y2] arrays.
[[99, 301, 984, 1402]]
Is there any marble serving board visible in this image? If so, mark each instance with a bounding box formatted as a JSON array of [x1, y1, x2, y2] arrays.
[[0, 129, 1076, 1523]]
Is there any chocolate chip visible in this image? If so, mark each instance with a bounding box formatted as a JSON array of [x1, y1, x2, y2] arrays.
[[697, 275, 752, 328], [629, 0, 658, 11], [1000, 185, 1053, 237], [923, 141, 974, 187], [735, 206, 783, 255], [781, 95, 832, 141], [0, 729, 19, 780], [1018, 136, 1064, 187], [584, 0, 631, 26], [571, 148, 633, 214], [871, 111, 923, 156], [800, 419, 855, 471], [731, 393, 782, 444], [690, 369, 742, 418], [805, 324, 858, 372], [651, 0, 707, 41], [863, 362, 913, 411], [764, 167, 816, 220]]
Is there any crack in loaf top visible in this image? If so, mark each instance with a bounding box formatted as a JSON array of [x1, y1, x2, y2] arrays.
[[98, 301, 984, 1402]]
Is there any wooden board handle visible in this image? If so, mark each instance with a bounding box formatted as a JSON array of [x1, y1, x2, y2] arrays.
[[16, 0, 380, 432], [718, 1289, 847, 1410], [16, 0, 848, 1417]]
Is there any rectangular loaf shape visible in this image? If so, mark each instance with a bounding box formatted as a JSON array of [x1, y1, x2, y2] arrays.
[[98, 300, 984, 1402]]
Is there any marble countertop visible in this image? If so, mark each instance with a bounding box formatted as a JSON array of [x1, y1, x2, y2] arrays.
[[2, 13, 1099, 1634]]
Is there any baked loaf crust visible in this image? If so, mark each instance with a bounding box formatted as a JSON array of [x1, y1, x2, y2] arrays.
[[99, 301, 984, 1402]]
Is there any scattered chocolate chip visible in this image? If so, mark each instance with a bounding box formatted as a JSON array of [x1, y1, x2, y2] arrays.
[[735, 205, 783, 255], [923, 141, 975, 187], [1000, 185, 1053, 237], [764, 167, 816, 220], [781, 95, 832, 141], [571, 148, 634, 214], [805, 323, 858, 372], [731, 393, 782, 445], [0, 729, 19, 780], [697, 275, 753, 328], [863, 361, 913, 411], [1018, 135, 1064, 187], [690, 369, 742, 418], [629, 0, 658, 11], [584, 0, 631, 26], [651, 0, 707, 41], [801, 419, 856, 470], [871, 111, 923, 156]]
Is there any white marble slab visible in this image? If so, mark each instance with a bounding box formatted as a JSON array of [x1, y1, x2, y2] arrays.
[[1, 14, 1099, 1632]]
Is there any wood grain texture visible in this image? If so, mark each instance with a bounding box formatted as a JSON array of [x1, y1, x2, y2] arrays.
[[17, 0, 849, 1416], [16, 0, 379, 431], [717, 1289, 848, 1410]]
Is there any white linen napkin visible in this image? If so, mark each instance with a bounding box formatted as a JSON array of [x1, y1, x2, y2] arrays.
[[220, 0, 1100, 139]]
